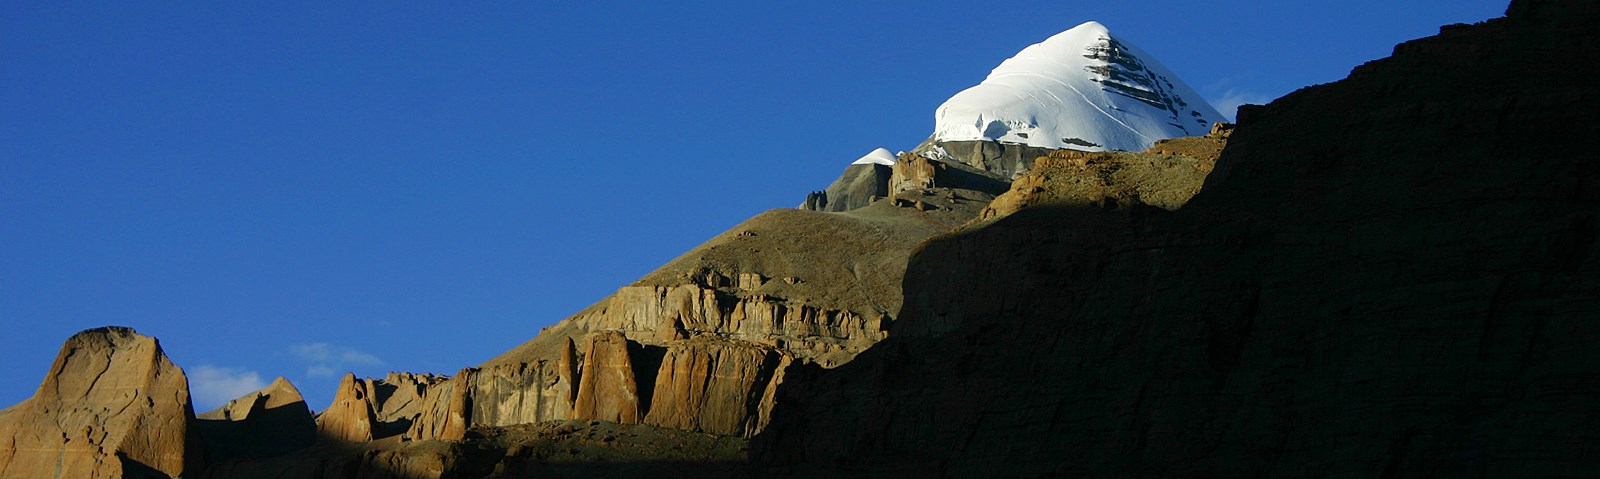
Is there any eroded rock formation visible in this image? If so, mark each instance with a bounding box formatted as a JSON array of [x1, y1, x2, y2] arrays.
[[0, 326, 201, 479], [317, 373, 378, 442], [572, 331, 644, 424], [644, 336, 788, 436]]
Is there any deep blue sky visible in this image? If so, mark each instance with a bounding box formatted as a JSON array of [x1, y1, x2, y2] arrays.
[[3, 1, 1509, 411]]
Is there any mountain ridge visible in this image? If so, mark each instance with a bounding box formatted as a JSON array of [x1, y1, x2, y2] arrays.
[[754, 1, 1600, 474], [3, 1, 1595, 477]]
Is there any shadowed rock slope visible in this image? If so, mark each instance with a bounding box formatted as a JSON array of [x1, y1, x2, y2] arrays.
[[754, 1, 1600, 476], [197, 376, 316, 460]]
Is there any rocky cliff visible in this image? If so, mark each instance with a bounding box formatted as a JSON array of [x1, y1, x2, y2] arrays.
[[0, 327, 202, 479], [754, 1, 1600, 476]]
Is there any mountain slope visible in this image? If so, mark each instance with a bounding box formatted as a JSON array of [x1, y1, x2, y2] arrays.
[[754, 2, 1600, 476]]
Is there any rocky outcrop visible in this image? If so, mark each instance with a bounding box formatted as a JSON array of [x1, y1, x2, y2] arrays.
[[572, 331, 644, 424], [197, 376, 315, 459], [800, 163, 892, 212], [644, 336, 788, 436], [975, 137, 1221, 225], [317, 373, 377, 442], [912, 138, 1063, 179], [756, 2, 1600, 475], [0, 326, 202, 479], [1148, 121, 1230, 160], [366, 371, 445, 438], [403, 376, 461, 442], [404, 339, 580, 440], [888, 152, 1009, 202], [574, 283, 889, 366]]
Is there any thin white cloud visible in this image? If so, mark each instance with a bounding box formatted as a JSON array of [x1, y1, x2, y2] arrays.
[[1208, 89, 1275, 122], [190, 365, 268, 411], [289, 343, 333, 362], [339, 349, 382, 365], [287, 342, 384, 380], [306, 365, 337, 378], [290, 342, 383, 365]]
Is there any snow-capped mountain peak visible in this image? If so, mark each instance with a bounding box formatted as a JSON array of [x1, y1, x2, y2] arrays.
[[932, 21, 1224, 152]]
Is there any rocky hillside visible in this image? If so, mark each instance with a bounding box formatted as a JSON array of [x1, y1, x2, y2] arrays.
[[754, 0, 1600, 476]]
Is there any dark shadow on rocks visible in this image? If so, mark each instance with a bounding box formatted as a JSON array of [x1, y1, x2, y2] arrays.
[[196, 398, 318, 460], [627, 342, 668, 415], [119, 452, 175, 479], [199, 419, 749, 479], [372, 416, 415, 441]]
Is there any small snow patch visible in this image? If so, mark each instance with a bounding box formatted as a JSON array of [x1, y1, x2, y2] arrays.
[[851, 147, 898, 165]]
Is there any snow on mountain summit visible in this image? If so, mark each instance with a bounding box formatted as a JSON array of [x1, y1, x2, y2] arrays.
[[850, 148, 898, 166], [933, 21, 1224, 152]]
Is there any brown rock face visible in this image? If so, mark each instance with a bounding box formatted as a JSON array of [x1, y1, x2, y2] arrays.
[[911, 137, 1063, 179], [644, 336, 788, 436], [316, 373, 377, 442], [196, 376, 315, 459], [399, 343, 579, 442], [975, 142, 1218, 224], [572, 331, 644, 424], [367, 371, 446, 438], [888, 152, 1008, 201], [435, 369, 474, 441], [756, 3, 1600, 476], [0, 326, 202, 479]]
